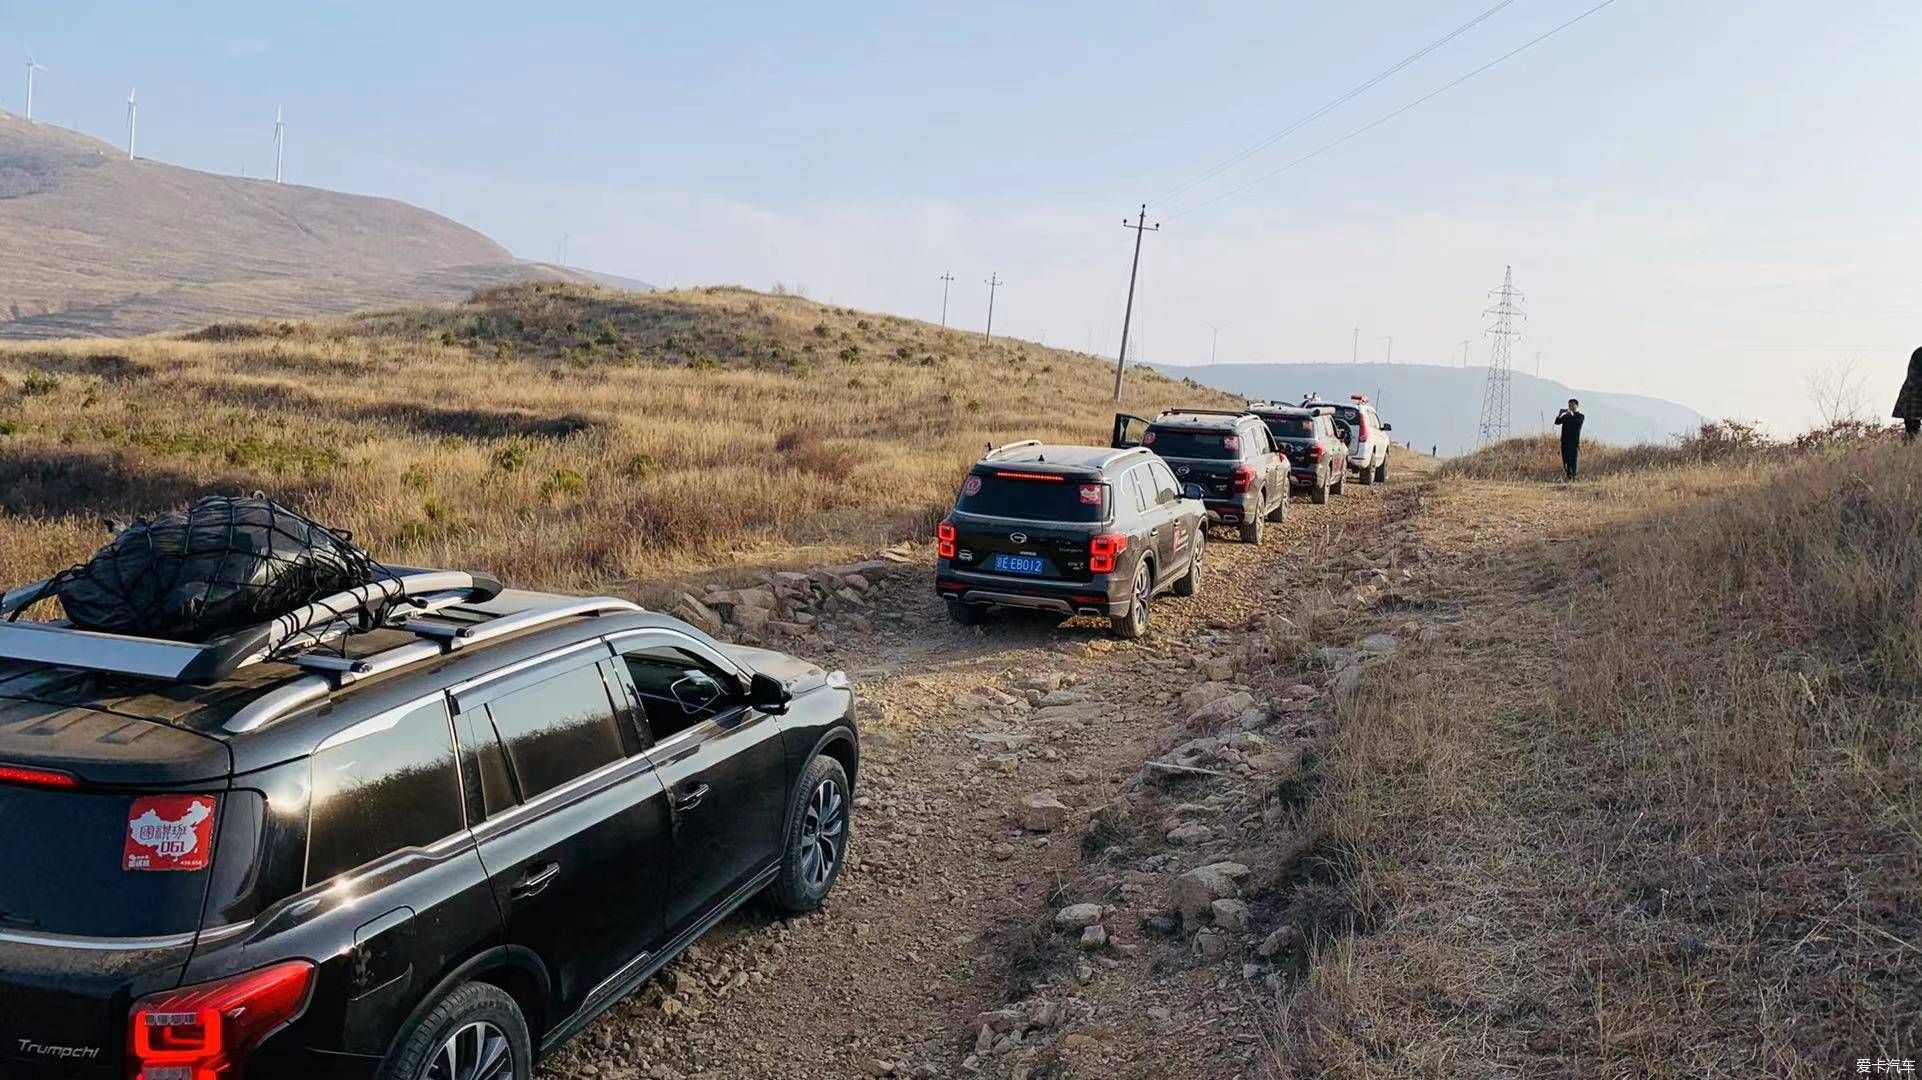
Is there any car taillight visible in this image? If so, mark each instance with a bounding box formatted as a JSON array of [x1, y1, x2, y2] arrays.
[[937, 521, 956, 559], [0, 762, 79, 788], [130, 960, 314, 1080], [1229, 466, 1256, 493], [1357, 418, 1370, 442], [1089, 533, 1128, 574], [1309, 444, 1325, 461]]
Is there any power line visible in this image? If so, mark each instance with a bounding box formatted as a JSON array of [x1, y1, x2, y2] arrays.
[[1149, 0, 1519, 208], [1169, 0, 1625, 220]]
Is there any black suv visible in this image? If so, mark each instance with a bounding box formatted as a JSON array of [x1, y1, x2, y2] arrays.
[[1112, 409, 1289, 543], [1249, 403, 1348, 504], [936, 441, 1207, 638], [0, 566, 857, 1080]]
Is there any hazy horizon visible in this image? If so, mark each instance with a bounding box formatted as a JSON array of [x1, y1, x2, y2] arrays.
[[6, 1, 1917, 434]]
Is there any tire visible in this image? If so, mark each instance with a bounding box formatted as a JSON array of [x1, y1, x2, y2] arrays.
[[1173, 531, 1204, 596], [1265, 487, 1287, 522], [1237, 512, 1264, 543], [1311, 476, 1329, 504], [1374, 457, 1388, 483], [1333, 470, 1347, 496], [770, 754, 852, 913], [380, 981, 532, 1080], [1357, 463, 1375, 486], [1110, 562, 1151, 638], [946, 599, 982, 626]]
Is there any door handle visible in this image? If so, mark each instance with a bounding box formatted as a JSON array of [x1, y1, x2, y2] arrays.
[[510, 861, 560, 899], [673, 782, 711, 812]]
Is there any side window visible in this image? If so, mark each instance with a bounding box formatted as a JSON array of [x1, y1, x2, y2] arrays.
[[620, 644, 743, 743], [484, 664, 627, 800], [1125, 468, 1150, 513], [306, 698, 464, 885], [1149, 461, 1180, 503]]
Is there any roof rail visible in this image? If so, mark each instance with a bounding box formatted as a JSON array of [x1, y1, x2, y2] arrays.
[[982, 439, 1045, 460], [1096, 446, 1153, 468], [0, 566, 504, 685], [1159, 407, 1254, 419], [223, 594, 641, 734]]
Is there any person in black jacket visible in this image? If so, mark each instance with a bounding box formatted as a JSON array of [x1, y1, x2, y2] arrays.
[[1893, 347, 1922, 442], [1553, 399, 1584, 479]]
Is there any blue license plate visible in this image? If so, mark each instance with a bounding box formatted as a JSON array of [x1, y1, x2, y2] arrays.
[[993, 554, 1047, 575]]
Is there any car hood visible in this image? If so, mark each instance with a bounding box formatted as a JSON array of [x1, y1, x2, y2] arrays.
[[719, 643, 833, 696]]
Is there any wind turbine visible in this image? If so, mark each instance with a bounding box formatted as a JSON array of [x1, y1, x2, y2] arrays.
[[23, 51, 46, 122], [125, 88, 137, 159], [272, 107, 286, 183]]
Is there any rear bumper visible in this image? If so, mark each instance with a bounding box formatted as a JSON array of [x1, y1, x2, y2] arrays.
[[1288, 466, 1321, 487], [1201, 495, 1256, 524], [936, 568, 1125, 617]]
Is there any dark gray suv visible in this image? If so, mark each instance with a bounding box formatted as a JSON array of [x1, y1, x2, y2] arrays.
[[936, 441, 1207, 638], [1112, 409, 1290, 543]]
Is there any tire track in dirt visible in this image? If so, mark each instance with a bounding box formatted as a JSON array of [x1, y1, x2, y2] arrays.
[[539, 486, 1396, 1080]]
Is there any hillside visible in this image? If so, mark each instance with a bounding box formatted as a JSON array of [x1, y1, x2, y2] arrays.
[[0, 111, 640, 338], [0, 282, 1235, 590], [1154, 360, 1702, 456]]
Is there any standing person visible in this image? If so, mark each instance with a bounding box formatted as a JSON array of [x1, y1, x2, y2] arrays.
[[1893, 347, 1922, 442], [1553, 399, 1585, 480]]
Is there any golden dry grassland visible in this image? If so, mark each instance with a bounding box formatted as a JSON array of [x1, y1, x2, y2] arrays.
[[0, 282, 1237, 592]]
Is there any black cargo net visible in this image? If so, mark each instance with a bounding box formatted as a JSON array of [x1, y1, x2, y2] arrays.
[[40, 496, 379, 642]]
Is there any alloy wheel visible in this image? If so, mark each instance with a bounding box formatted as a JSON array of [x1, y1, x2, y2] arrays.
[[1133, 566, 1150, 628], [427, 1021, 512, 1080], [799, 778, 846, 889]]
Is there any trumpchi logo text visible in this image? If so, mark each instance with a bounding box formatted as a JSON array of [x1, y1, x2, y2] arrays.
[[19, 1038, 102, 1060], [1008, 533, 1027, 544]]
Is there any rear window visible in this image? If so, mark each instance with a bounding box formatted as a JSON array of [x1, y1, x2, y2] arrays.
[[1144, 427, 1240, 459], [1263, 416, 1314, 439], [0, 784, 223, 936], [956, 471, 1109, 522]]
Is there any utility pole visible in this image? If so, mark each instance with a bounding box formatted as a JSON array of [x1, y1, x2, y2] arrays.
[[1477, 266, 1526, 445], [938, 272, 955, 328], [1111, 204, 1160, 401], [982, 274, 1002, 342], [1206, 322, 1219, 366], [1379, 336, 1394, 365]]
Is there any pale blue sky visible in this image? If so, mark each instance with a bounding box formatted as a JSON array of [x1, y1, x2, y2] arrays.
[[9, 1, 1919, 431]]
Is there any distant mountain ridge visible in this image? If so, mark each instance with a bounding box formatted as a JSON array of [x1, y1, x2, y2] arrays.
[[1153, 361, 1703, 456], [0, 110, 650, 338]]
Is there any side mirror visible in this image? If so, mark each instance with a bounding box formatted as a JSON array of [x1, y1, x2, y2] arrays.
[[748, 671, 792, 714], [1382, 423, 1394, 432]]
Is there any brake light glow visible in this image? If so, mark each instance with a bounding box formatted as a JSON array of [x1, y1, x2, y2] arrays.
[[0, 763, 78, 789], [130, 960, 314, 1080], [993, 471, 1064, 482], [1089, 533, 1128, 574], [937, 521, 956, 559], [1229, 465, 1256, 494]]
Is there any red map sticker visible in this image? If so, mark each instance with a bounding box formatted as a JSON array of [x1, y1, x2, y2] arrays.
[[123, 795, 218, 872]]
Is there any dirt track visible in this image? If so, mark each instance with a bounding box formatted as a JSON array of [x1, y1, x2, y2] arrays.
[[538, 479, 1403, 1080]]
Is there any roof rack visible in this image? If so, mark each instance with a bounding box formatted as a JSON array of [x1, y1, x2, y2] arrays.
[[0, 565, 505, 685], [223, 593, 641, 734], [982, 439, 1045, 460], [1097, 446, 1153, 468], [1159, 407, 1253, 419]]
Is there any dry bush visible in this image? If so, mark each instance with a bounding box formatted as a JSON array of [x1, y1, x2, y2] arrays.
[[1441, 418, 1888, 485], [0, 284, 1234, 590]]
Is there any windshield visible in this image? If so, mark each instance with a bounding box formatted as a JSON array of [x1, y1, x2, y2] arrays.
[[956, 471, 1109, 522], [0, 784, 233, 936], [1144, 427, 1240, 459], [1263, 416, 1314, 439]]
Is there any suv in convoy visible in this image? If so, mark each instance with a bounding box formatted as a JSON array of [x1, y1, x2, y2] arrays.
[[1112, 409, 1289, 543], [1302, 395, 1392, 485], [936, 441, 1207, 638], [0, 566, 857, 1080], [1249, 402, 1348, 504]]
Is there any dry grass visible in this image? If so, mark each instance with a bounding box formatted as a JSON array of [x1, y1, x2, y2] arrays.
[[0, 282, 1235, 591], [1269, 439, 1921, 1076]]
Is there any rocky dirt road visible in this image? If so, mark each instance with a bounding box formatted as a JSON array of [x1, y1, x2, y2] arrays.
[[539, 476, 1422, 1080]]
